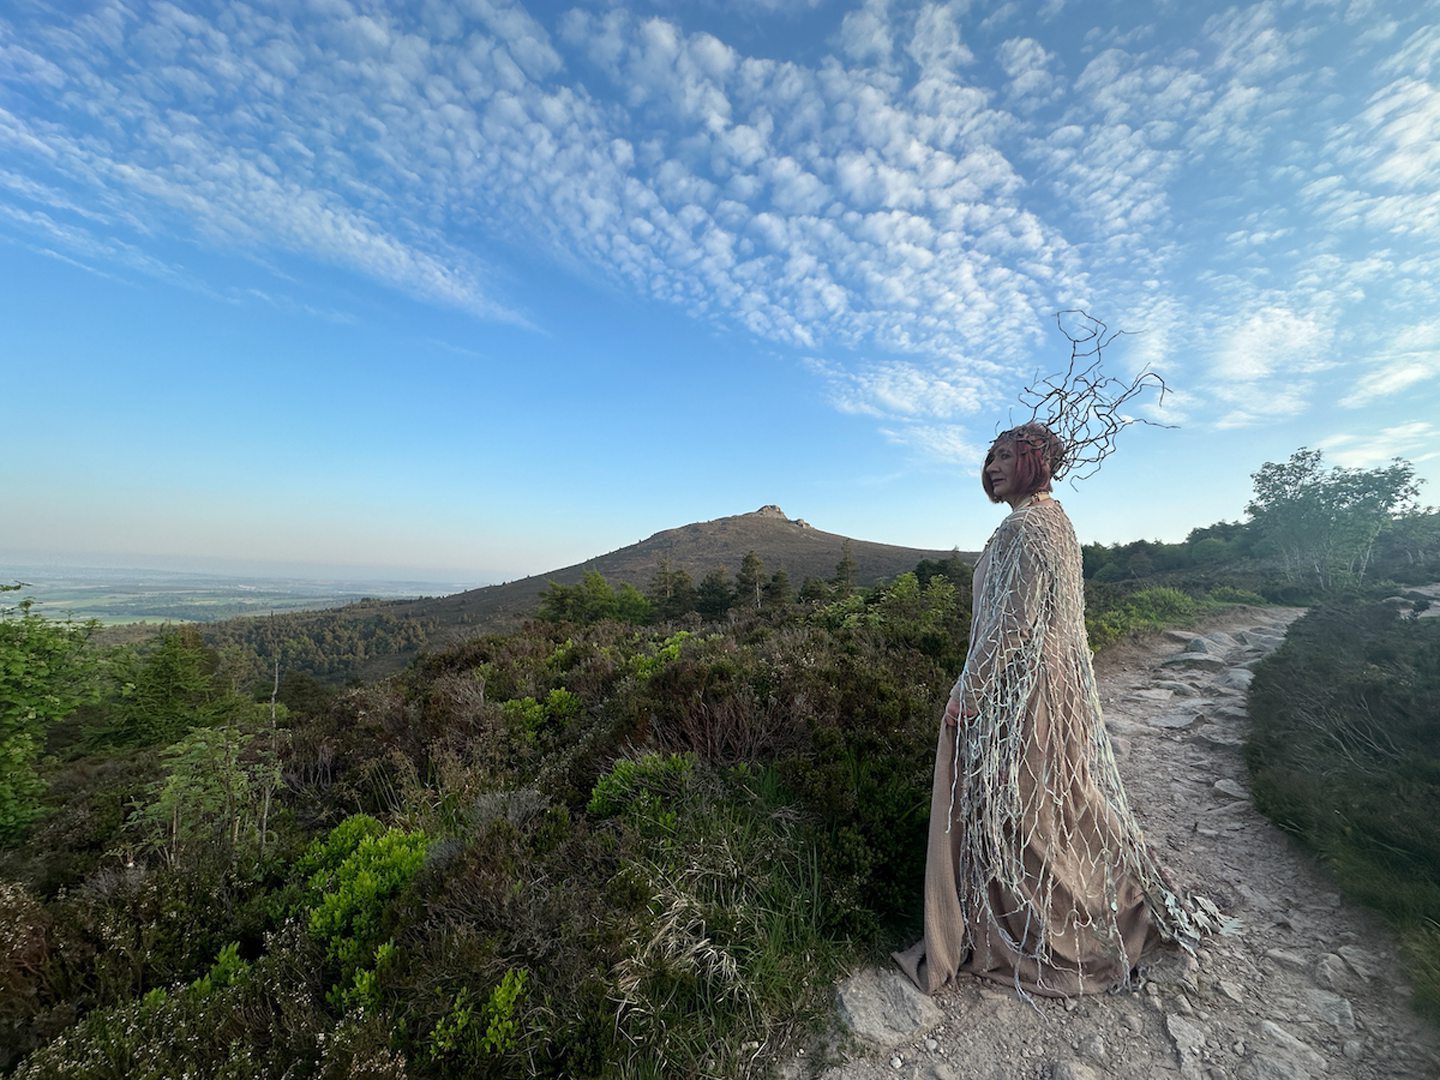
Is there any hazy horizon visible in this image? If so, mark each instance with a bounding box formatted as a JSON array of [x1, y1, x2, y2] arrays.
[[4, 551, 482, 590]]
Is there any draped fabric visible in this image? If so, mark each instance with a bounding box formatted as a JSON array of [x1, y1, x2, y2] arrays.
[[894, 498, 1225, 997]]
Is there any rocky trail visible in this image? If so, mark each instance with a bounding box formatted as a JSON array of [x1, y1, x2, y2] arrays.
[[791, 606, 1440, 1080]]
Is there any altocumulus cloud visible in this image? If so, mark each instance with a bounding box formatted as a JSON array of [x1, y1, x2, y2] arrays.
[[0, 0, 1438, 459]]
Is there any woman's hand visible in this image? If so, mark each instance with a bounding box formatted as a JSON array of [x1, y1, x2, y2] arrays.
[[943, 695, 978, 728]]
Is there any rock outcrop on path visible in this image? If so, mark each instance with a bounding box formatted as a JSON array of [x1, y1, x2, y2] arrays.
[[792, 607, 1440, 1080]]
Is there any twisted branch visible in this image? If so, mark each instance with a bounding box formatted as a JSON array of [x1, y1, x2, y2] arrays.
[[1013, 310, 1173, 482]]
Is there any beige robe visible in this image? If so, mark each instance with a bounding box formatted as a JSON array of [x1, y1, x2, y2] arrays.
[[895, 499, 1219, 997]]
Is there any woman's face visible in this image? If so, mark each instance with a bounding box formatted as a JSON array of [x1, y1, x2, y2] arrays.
[[986, 441, 1018, 500]]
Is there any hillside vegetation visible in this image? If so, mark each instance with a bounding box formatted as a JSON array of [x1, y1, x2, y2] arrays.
[[3, 557, 976, 1076], [198, 506, 965, 684]]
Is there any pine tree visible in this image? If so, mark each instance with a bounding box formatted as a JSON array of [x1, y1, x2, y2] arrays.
[[696, 568, 735, 619], [100, 627, 218, 748], [764, 569, 793, 608], [799, 576, 830, 604], [1, 588, 98, 842], [735, 550, 765, 610]]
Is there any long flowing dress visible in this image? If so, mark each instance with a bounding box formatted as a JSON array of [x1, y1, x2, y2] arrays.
[[894, 498, 1224, 997]]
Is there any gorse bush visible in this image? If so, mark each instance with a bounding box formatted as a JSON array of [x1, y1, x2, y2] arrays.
[[1247, 598, 1440, 1021]]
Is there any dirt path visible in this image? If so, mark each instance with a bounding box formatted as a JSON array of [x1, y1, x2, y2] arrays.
[[798, 606, 1440, 1080]]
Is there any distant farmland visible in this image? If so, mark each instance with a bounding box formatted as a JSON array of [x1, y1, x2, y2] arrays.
[[6, 565, 465, 625]]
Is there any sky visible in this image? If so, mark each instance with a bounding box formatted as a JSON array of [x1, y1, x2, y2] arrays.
[[3, 0, 1438, 585]]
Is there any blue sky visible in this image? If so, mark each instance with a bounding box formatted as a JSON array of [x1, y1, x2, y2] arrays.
[[3, 0, 1438, 584]]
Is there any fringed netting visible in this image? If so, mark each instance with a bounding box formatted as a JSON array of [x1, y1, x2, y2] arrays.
[[943, 499, 1227, 998]]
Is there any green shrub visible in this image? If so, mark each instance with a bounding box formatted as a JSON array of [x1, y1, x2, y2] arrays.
[[587, 752, 695, 818], [293, 813, 386, 885], [190, 941, 248, 997], [631, 631, 694, 682], [307, 823, 429, 987], [1126, 586, 1197, 622], [544, 688, 582, 723], [501, 696, 546, 740], [337, 938, 395, 1011], [1084, 585, 1204, 650], [11, 923, 336, 1079]]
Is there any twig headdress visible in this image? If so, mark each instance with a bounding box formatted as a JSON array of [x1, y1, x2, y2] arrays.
[[997, 310, 1172, 483]]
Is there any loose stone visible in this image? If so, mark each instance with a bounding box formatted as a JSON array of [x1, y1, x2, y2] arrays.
[[1212, 778, 1249, 799], [1314, 953, 1349, 990], [1263, 947, 1308, 971], [1337, 944, 1382, 981]]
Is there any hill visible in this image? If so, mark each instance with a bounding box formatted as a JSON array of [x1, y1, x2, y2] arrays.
[[201, 505, 974, 681], [390, 505, 968, 633]]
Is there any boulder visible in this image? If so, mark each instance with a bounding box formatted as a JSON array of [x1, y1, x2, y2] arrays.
[[1248, 1019, 1328, 1076], [1192, 724, 1244, 748], [1165, 1013, 1207, 1068], [1184, 636, 1225, 655], [1313, 953, 1351, 990], [1052, 1063, 1103, 1080], [1263, 948, 1308, 971], [1129, 687, 1177, 701], [1155, 679, 1200, 696]]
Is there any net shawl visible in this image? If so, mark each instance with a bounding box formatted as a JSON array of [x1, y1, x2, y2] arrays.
[[895, 497, 1229, 999]]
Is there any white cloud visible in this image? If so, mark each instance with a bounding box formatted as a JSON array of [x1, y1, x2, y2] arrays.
[[1212, 382, 1314, 429], [1339, 319, 1440, 407], [838, 0, 893, 67], [997, 37, 1059, 108], [905, 3, 974, 78], [1376, 24, 1440, 78], [1316, 422, 1440, 467], [1357, 78, 1440, 190], [1214, 307, 1331, 382], [1203, 4, 1307, 83], [814, 357, 990, 420], [879, 422, 988, 466]]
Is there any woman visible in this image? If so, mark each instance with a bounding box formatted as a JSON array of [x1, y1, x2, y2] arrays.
[[894, 422, 1221, 998]]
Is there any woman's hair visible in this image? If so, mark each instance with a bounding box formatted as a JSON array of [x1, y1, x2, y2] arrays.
[[981, 423, 1066, 503]]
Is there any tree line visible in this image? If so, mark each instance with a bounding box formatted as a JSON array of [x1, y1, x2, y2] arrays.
[[1083, 448, 1438, 596], [534, 541, 958, 627]]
